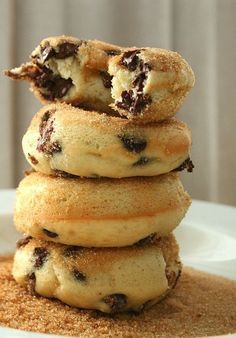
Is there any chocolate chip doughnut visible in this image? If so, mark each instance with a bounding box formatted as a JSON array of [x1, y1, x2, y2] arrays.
[[109, 48, 195, 122], [22, 103, 192, 178], [14, 172, 191, 247], [5, 35, 194, 121], [13, 234, 181, 313], [5, 35, 121, 113]]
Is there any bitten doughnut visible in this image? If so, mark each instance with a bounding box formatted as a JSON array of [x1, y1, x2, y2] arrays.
[[109, 48, 194, 122], [14, 172, 191, 247], [13, 235, 182, 313], [22, 103, 192, 178], [5, 35, 194, 121], [5, 36, 121, 113]]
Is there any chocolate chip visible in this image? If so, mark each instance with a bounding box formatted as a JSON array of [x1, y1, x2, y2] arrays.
[[120, 50, 141, 71], [64, 246, 82, 257], [55, 42, 79, 59], [43, 228, 58, 238], [41, 76, 73, 99], [135, 233, 157, 246], [72, 268, 86, 282], [132, 93, 152, 113], [36, 42, 79, 63], [118, 134, 147, 153], [103, 294, 127, 313], [100, 71, 112, 88], [33, 247, 49, 269], [116, 90, 134, 110], [104, 49, 121, 56], [16, 236, 32, 249], [173, 157, 194, 173], [116, 90, 152, 114], [132, 61, 151, 92], [27, 273, 36, 295], [33, 64, 73, 100], [37, 110, 62, 156], [132, 72, 147, 92], [28, 153, 38, 165], [53, 169, 78, 179], [133, 156, 150, 166]]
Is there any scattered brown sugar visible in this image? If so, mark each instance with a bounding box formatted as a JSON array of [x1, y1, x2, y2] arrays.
[[0, 255, 236, 337]]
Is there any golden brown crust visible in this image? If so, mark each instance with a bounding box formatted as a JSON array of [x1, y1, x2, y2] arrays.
[[14, 172, 191, 247], [22, 103, 192, 178]]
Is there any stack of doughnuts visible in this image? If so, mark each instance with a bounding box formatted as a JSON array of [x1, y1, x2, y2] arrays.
[[6, 36, 194, 314]]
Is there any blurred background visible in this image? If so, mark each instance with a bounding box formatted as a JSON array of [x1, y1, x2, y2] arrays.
[[0, 0, 235, 206]]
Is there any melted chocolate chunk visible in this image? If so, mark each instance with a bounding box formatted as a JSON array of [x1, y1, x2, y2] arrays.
[[132, 93, 152, 113], [132, 72, 146, 92], [118, 134, 147, 153], [55, 42, 79, 59], [103, 294, 127, 313], [117, 52, 152, 114], [32, 64, 73, 100], [104, 49, 121, 56], [64, 246, 82, 257], [33, 247, 49, 269], [27, 273, 36, 295], [135, 233, 157, 246], [43, 228, 58, 238], [73, 268, 86, 282], [120, 50, 141, 71], [133, 156, 150, 166], [36, 42, 79, 63], [100, 71, 113, 88], [28, 153, 38, 165], [7, 62, 73, 100], [174, 157, 194, 173], [116, 90, 152, 114], [133, 61, 151, 92], [37, 110, 62, 156], [116, 90, 133, 110], [16, 236, 32, 249], [41, 76, 73, 100], [53, 169, 78, 179]]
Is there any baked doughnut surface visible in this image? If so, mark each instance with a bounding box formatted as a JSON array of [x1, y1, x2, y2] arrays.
[[22, 103, 192, 178], [6, 35, 194, 121], [14, 172, 191, 247], [13, 235, 181, 313]]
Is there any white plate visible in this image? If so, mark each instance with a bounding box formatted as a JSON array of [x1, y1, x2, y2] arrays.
[[0, 190, 236, 338]]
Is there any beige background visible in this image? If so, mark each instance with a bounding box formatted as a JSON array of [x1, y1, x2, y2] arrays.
[[0, 0, 236, 206]]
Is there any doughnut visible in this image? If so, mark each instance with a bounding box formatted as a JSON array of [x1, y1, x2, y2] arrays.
[[22, 103, 192, 178], [13, 235, 182, 313], [5, 35, 194, 122], [14, 172, 191, 247]]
